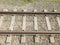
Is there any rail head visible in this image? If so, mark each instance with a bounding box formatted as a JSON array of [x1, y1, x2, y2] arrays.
[[0, 11, 60, 14], [0, 30, 60, 34]]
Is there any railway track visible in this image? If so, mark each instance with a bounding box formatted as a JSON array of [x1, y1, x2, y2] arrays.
[[0, 9, 60, 34], [0, 9, 60, 45]]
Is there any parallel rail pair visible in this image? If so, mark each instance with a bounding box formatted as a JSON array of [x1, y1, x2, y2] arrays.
[[0, 11, 60, 34]]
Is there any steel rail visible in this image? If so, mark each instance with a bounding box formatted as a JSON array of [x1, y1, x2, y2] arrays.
[[0, 30, 60, 34], [0, 12, 60, 14], [0, 12, 59, 34]]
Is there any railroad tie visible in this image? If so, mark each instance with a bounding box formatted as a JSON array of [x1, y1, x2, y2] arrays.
[[43, 9, 48, 12], [53, 9, 57, 12], [50, 36, 55, 43], [3, 9, 8, 12], [34, 9, 38, 30], [9, 9, 17, 30], [21, 35, 26, 43], [0, 15, 4, 28], [6, 9, 17, 44], [55, 10, 60, 27], [35, 35, 39, 42], [9, 15, 15, 30], [0, 9, 8, 28], [3, 9, 12, 44], [45, 16, 51, 30], [6, 35, 12, 44], [22, 9, 27, 31], [44, 9, 51, 30], [56, 17, 60, 27]]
